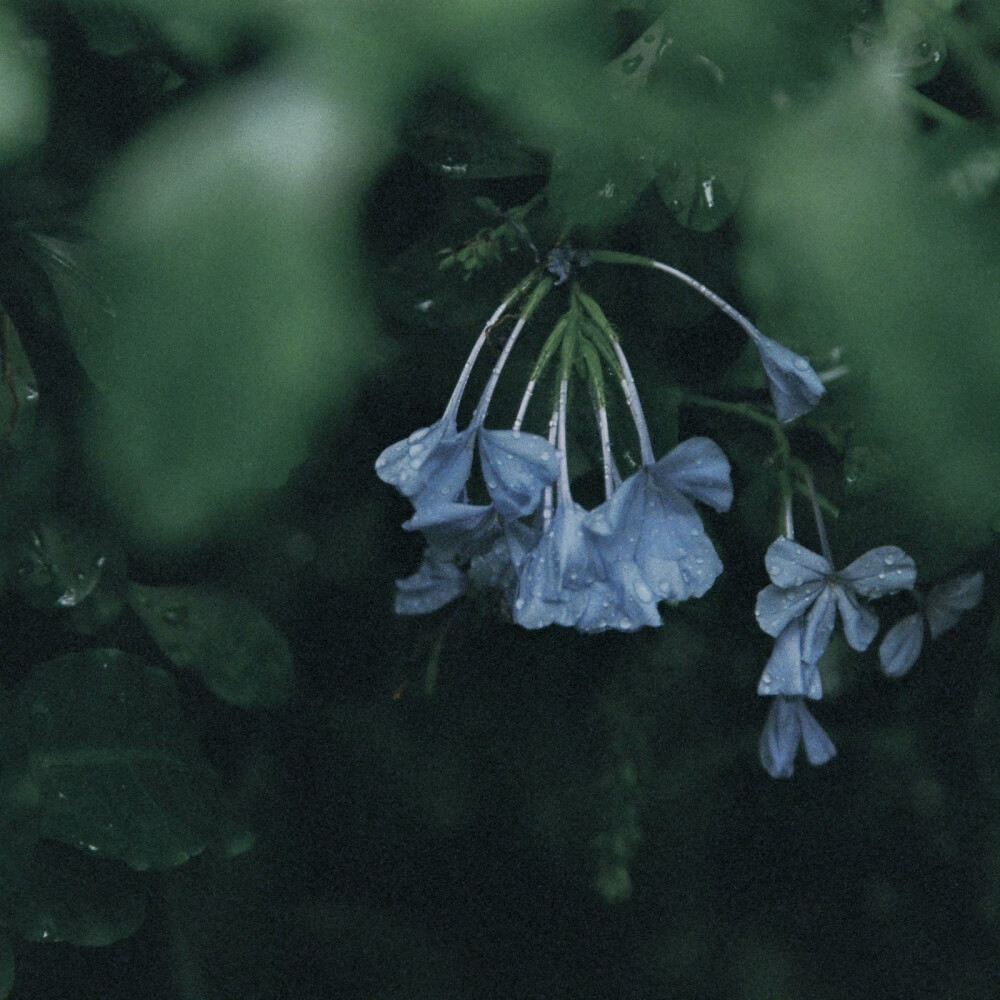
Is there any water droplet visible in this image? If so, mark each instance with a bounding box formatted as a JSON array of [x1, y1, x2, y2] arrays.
[[635, 582, 652, 603], [620, 616, 633, 629], [793, 357, 809, 371], [885, 553, 896, 565]]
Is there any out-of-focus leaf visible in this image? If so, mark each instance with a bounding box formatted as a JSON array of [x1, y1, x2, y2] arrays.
[[128, 582, 294, 709], [740, 66, 1000, 547], [9, 518, 110, 611], [0, 11, 47, 165], [656, 156, 743, 232], [0, 305, 39, 450], [79, 67, 385, 549], [6, 649, 229, 870], [13, 842, 146, 947], [850, 1, 947, 87]]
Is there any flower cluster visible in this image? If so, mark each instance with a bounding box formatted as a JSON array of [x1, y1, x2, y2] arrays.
[[754, 531, 918, 778], [376, 255, 828, 633]]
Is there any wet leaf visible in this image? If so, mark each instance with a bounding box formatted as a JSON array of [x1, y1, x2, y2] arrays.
[[6, 649, 228, 871], [128, 583, 294, 709], [655, 156, 744, 232]]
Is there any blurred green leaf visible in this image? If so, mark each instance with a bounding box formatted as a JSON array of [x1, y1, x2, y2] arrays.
[[78, 68, 384, 548], [0, 10, 47, 165], [128, 582, 294, 709], [5, 648, 230, 870], [13, 842, 146, 947], [740, 65, 1000, 548]]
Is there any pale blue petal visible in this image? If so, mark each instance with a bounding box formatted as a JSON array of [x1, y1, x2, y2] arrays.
[[468, 521, 540, 594], [758, 620, 822, 699], [754, 580, 824, 638], [746, 329, 826, 422], [763, 536, 831, 588], [834, 585, 880, 652], [576, 579, 659, 633], [652, 437, 733, 512], [839, 546, 916, 598], [402, 501, 498, 561], [394, 552, 466, 615], [516, 498, 598, 606], [802, 585, 838, 662], [759, 696, 801, 779], [879, 613, 925, 678], [375, 416, 476, 507], [478, 429, 560, 521], [797, 701, 837, 766], [926, 571, 984, 639]]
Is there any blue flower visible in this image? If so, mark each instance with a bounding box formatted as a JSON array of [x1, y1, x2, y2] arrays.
[[755, 537, 916, 664], [478, 429, 560, 521], [394, 549, 467, 615], [745, 328, 826, 423], [585, 437, 732, 611], [879, 571, 984, 678], [757, 618, 822, 699], [759, 695, 836, 779], [513, 495, 605, 629], [375, 413, 476, 509]]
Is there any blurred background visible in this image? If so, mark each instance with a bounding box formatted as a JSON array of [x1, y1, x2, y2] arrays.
[[0, 1, 996, 997]]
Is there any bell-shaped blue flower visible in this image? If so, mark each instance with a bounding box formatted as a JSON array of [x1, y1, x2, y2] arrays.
[[585, 437, 732, 609], [745, 327, 825, 423], [878, 612, 925, 678], [394, 549, 467, 615], [376, 414, 476, 509], [757, 619, 822, 699], [402, 499, 500, 562], [759, 695, 837, 779], [478, 429, 561, 521], [755, 537, 916, 664], [513, 496, 605, 629]]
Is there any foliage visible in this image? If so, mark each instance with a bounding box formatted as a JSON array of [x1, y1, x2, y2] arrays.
[[0, 0, 996, 997]]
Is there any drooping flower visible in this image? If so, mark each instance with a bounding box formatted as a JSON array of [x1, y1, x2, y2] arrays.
[[755, 537, 916, 664], [757, 618, 822, 699], [478, 429, 561, 521], [744, 327, 826, 423], [585, 437, 733, 610], [879, 571, 984, 678], [394, 549, 467, 615], [759, 695, 837, 779]]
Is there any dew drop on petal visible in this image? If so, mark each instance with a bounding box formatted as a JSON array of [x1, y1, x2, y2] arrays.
[[793, 357, 809, 370], [635, 582, 653, 603]]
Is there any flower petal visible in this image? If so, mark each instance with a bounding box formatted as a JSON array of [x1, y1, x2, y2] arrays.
[[754, 580, 824, 638], [763, 537, 831, 588], [759, 696, 802, 779], [403, 501, 498, 561], [758, 620, 822, 699], [926, 571, 984, 639], [375, 416, 476, 507], [478, 429, 560, 521], [796, 701, 837, 766], [839, 545, 916, 598], [746, 328, 826, 422], [879, 612, 925, 678], [802, 584, 838, 662], [833, 584, 880, 652], [394, 552, 466, 615], [652, 437, 733, 512]]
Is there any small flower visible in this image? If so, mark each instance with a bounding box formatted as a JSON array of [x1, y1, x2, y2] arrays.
[[394, 549, 467, 615], [879, 571, 984, 678], [478, 429, 560, 521], [759, 695, 837, 779], [585, 437, 733, 609], [755, 537, 916, 664], [744, 327, 826, 423], [375, 414, 476, 509], [757, 618, 823, 699]]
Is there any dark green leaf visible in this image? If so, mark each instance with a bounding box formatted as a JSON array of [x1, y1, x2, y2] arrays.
[[7, 649, 229, 871], [128, 583, 295, 709]]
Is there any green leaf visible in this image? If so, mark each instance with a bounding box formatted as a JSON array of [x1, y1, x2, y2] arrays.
[[77, 68, 385, 549], [13, 842, 146, 947], [6, 649, 229, 871], [127, 583, 294, 709], [655, 156, 744, 232], [0, 10, 47, 165]]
